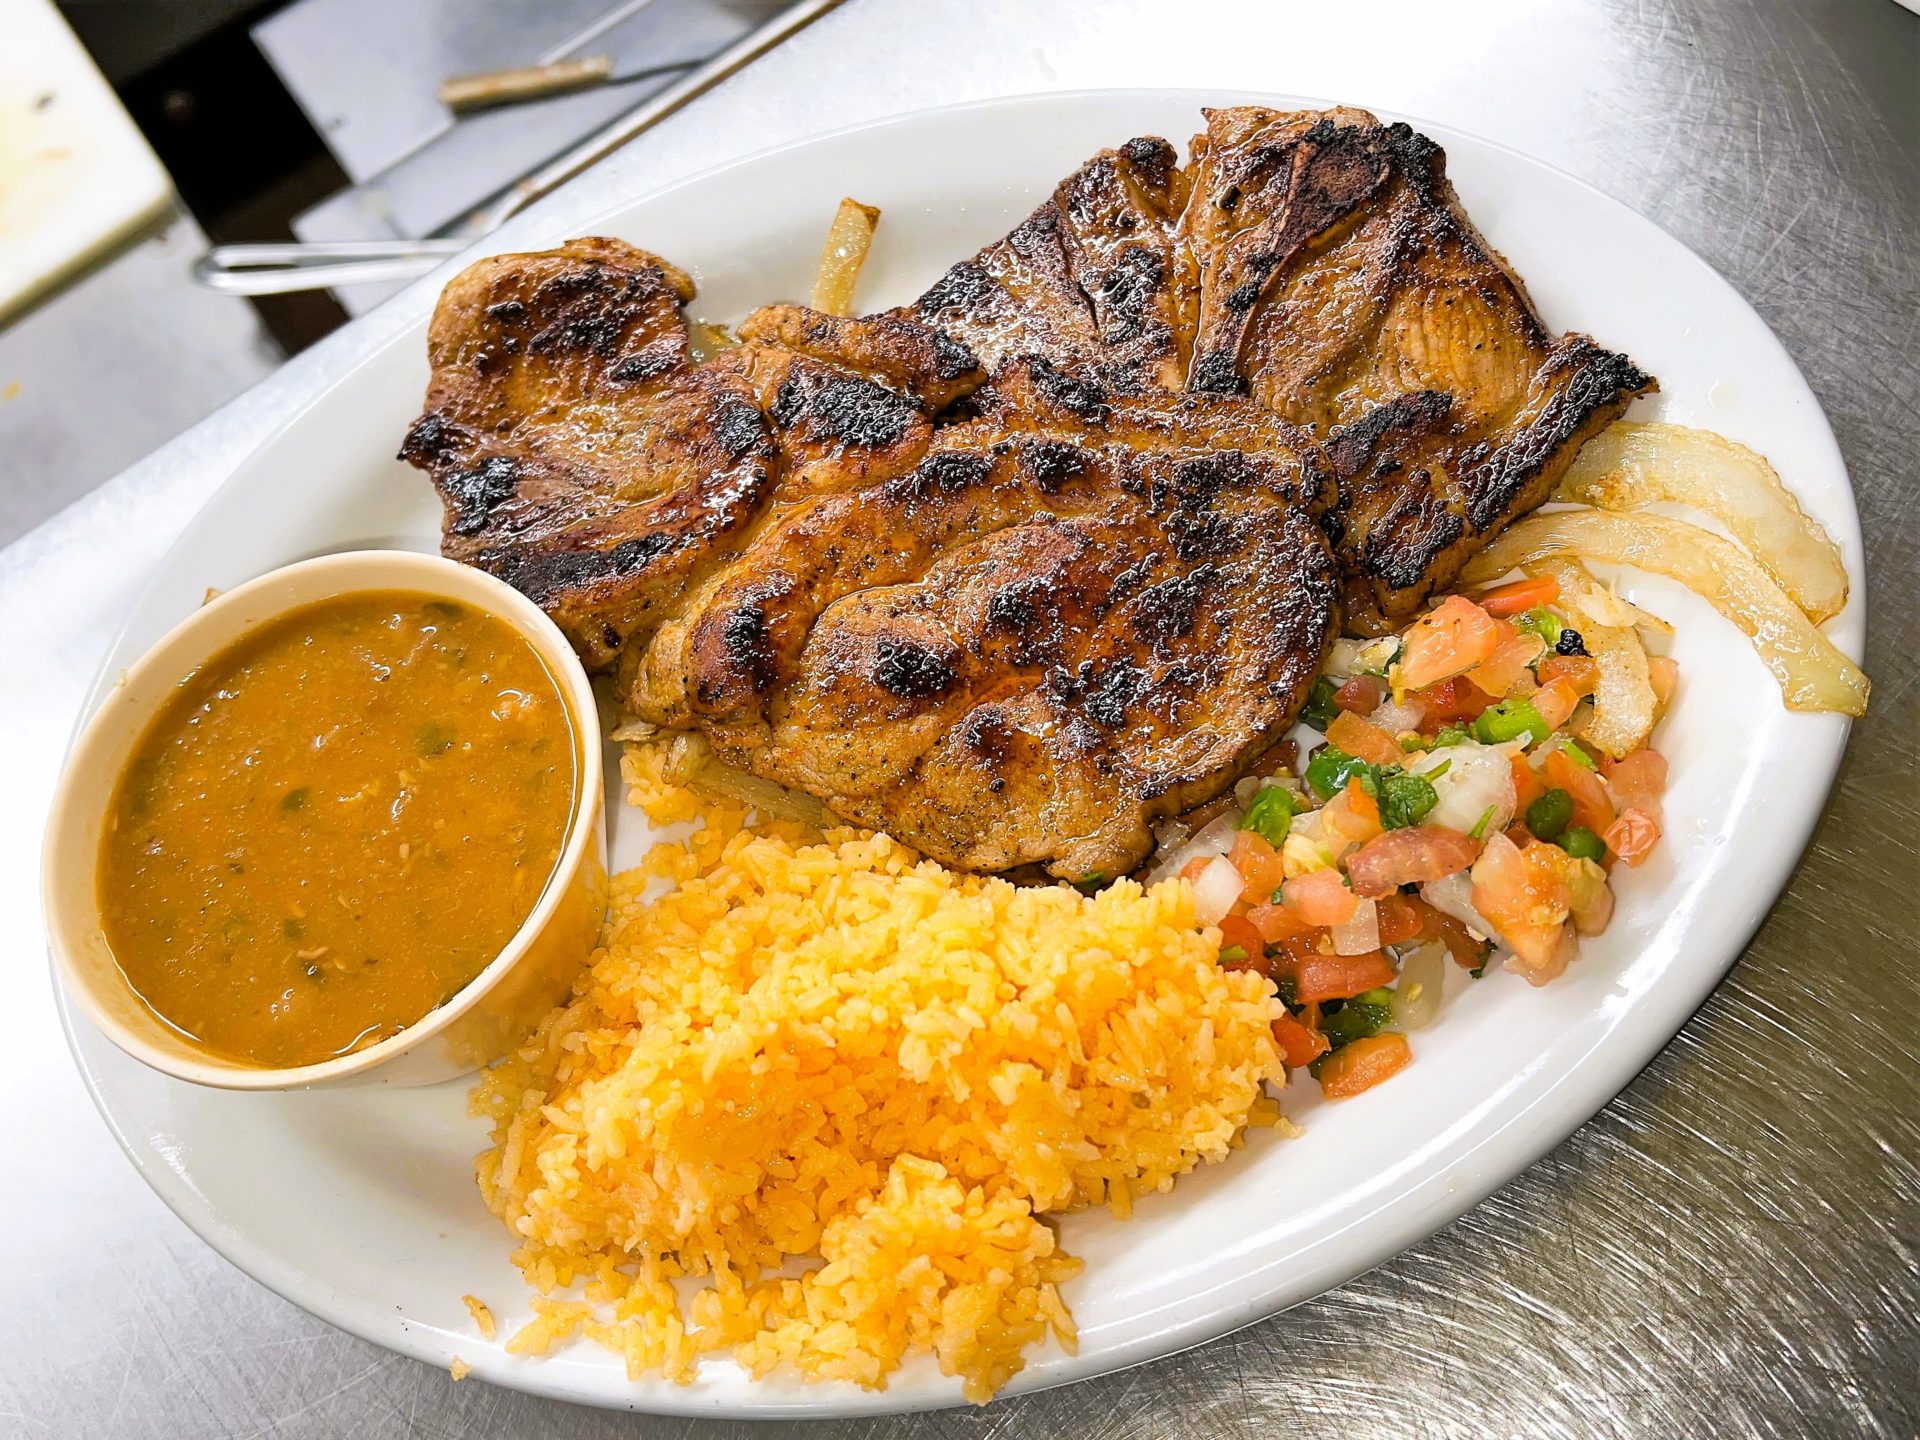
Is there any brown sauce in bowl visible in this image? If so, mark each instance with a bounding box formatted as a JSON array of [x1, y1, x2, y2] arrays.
[[97, 592, 577, 1068]]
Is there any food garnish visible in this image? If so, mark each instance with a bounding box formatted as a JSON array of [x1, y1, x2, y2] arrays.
[[809, 196, 881, 316], [1557, 421, 1849, 622]]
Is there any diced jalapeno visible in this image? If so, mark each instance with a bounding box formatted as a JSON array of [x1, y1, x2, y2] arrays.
[[1526, 788, 1574, 841], [1300, 675, 1341, 732], [1239, 786, 1296, 844], [1560, 826, 1607, 862], [1473, 697, 1552, 747]]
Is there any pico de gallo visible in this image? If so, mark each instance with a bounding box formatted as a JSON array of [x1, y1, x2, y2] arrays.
[[1166, 573, 1678, 1102]]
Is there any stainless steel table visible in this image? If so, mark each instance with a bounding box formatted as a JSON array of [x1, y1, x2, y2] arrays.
[[2, 2, 1912, 1435]]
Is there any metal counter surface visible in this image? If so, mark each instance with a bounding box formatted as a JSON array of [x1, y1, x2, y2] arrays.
[[1, 1, 1912, 1435]]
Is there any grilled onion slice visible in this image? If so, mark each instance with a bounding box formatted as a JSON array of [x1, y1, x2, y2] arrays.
[[1464, 510, 1869, 716], [1556, 422, 1849, 623], [810, 197, 881, 317], [1571, 622, 1656, 758]]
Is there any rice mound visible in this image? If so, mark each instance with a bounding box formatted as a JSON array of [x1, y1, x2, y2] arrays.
[[471, 737, 1285, 1402]]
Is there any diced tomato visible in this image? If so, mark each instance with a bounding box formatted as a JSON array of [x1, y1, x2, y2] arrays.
[[1462, 625, 1546, 698], [1417, 899, 1490, 970], [1472, 834, 1549, 932], [1532, 676, 1584, 730], [1344, 826, 1480, 898], [1179, 856, 1213, 885], [1604, 807, 1661, 867], [1605, 748, 1669, 820], [1247, 902, 1314, 945], [1471, 833, 1576, 984], [1216, 913, 1270, 971], [1271, 1010, 1331, 1069], [1346, 777, 1381, 829], [1476, 574, 1560, 617], [1327, 709, 1404, 767], [1317, 1032, 1412, 1099], [1318, 778, 1384, 852], [1510, 753, 1547, 813], [1285, 949, 1397, 1004], [1397, 595, 1502, 690], [1413, 676, 1496, 731], [1281, 867, 1359, 926], [1375, 893, 1424, 946], [1544, 748, 1616, 837], [1228, 829, 1286, 902], [1538, 653, 1600, 696], [1332, 674, 1385, 715], [1275, 931, 1328, 967]]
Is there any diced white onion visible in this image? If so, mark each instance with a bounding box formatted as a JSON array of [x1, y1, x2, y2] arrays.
[[1331, 896, 1380, 955], [1354, 635, 1403, 675], [1327, 638, 1363, 677], [1191, 856, 1245, 926], [1390, 940, 1449, 1030], [1409, 741, 1517, 836], [1145, 812, 1243, 886], [1370, 698, 1424, 734], [1419, 872, 1499, 943]]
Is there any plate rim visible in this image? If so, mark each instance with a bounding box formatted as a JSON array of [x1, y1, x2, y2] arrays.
[[53, 85, 1864, 1418]]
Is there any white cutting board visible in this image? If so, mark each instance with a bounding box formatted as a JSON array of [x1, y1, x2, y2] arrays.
[[0, 0, 173, 322]]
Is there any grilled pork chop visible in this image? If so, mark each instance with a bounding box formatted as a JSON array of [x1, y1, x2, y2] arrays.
[[626, 358, 1337, 878], [1181, 106, 1653, 624], [910, 135, 1193, 396], [905, 107, 1653, 626], [400, 238, 981, 669]]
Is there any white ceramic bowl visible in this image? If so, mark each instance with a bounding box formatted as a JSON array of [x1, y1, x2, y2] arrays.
[[43, 549, 606, 1090]]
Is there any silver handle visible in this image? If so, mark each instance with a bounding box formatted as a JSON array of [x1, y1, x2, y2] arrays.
[[190, 0, 848, 299], [192, 239, 469, 296], [465, 0, 848, 234]]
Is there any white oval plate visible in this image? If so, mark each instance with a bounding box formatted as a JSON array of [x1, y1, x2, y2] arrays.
[[58, 91, 1862, 1418]]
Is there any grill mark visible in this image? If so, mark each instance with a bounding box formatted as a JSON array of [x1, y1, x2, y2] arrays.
[[1022, 439, 1089, 491], [1027, 358, 1110, 420], [772, 373, 918, 448], [918, 260, 994, 315], [1131, 567, 1214, 653], [442, 455, 520, 536], [872, 638, 957, 699], [487, 526, 676, 606]]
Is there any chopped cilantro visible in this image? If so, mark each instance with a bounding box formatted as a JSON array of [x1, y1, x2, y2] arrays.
[[1378, 770, 1439, 830]]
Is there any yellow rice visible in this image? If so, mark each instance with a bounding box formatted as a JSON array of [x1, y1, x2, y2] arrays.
[[462, 1294, 496, 1340], [470, 735, 1285, 1402]]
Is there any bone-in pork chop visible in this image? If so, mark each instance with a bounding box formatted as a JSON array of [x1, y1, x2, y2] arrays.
[[904, 107, 1653, 627], [400, 238, 980, 669], [626, 358, 1338, 878], [1181, 106, 1653, 624]]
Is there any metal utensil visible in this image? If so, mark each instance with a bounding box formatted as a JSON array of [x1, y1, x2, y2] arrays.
[[192, 0, 846, 298], [438, 56, 707, 115]]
